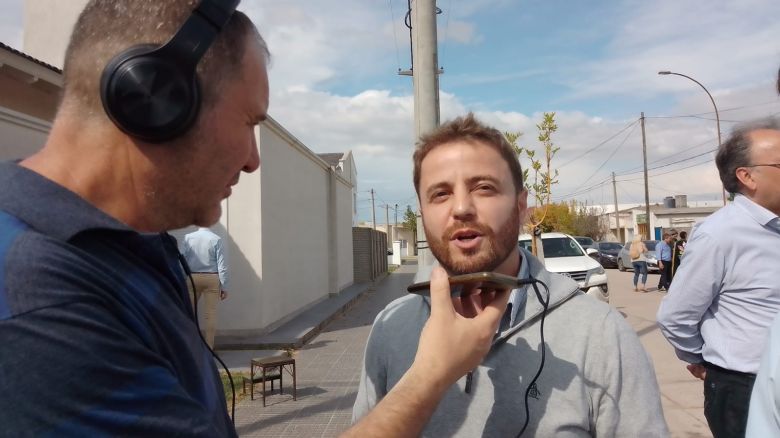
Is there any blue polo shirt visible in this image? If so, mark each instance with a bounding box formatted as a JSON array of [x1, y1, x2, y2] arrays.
[[0, 162, 235, 437]]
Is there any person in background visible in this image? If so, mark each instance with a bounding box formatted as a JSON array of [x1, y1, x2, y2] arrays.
[[629, 234, 649, 292], [658, 117, 780, 438], [182, 227, 229, 348], [670, 230, 687, 281], [656, 232, 673, 291]]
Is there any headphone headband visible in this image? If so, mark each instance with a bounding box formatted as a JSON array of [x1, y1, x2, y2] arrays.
[[100, 0, 241, 143]]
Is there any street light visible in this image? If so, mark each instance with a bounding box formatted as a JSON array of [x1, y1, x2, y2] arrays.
[[658, 70, 727, 206]]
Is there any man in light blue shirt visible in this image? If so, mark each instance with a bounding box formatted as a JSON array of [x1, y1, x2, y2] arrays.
[[182, 227, 229, 348], [657, 117, 780, 438], [655, 232, 673, 291]]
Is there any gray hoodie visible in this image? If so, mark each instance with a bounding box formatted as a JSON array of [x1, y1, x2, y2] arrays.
[[352, 249, 669, 437]]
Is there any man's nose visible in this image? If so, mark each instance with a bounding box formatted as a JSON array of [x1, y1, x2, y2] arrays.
[[244, 134, 261, 173], [452, 192, 476, 221]]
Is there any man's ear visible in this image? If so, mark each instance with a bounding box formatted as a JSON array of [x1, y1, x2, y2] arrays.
[[517, 189, 529, 224], [735, 167, 757, 193]]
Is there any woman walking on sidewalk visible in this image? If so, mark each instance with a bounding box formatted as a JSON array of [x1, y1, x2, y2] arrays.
[[629, 235, 649, 292]]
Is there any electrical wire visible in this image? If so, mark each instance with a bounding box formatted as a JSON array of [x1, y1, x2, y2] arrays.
[[385, 0, 402, 72], [645, 100, 780, 119], [577, 122, 639, 189], [558, 119, 639, 169], [177, 252, 236, 425]]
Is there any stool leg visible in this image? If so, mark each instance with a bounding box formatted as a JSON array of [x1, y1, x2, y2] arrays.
[[280, 366, 284, 395], [292, 362, 297, 401], [262, 368, 267, 407]]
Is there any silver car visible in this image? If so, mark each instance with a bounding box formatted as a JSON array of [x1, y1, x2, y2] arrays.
[[617, 240, 660, 273]]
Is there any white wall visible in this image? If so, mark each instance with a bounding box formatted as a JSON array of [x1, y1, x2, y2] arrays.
[[23, 0, 86, 68], [215, 120, 355, 335], [0, 107, 50, 160]]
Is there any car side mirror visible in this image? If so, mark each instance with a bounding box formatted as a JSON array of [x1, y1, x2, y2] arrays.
[[586, 248, 598, 255]]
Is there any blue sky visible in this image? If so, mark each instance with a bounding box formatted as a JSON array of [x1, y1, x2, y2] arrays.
[[2, 0, 780, 223]]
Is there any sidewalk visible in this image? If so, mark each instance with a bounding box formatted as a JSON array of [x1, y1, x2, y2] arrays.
[[608, 269, 712, 438], [229, 263, 417, 437]]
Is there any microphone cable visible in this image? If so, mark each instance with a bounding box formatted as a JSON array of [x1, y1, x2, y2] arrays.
[[177, 251, 236, 425], [491, 277, 551, 437]]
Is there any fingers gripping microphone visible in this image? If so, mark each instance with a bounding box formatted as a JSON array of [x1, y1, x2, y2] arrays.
[[100, 0, 240, 143]]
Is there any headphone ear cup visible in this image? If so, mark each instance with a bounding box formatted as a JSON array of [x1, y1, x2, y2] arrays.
[[100, 44, 201, 143]]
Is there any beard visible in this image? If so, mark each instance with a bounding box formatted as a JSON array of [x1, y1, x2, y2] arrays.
[[426, 206, 521, 275]]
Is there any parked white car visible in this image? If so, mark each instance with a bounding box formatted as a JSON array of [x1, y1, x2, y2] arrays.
[[519, 232, 610, 303]]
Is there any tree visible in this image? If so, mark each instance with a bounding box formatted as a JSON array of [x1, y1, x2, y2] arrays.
[[505, 112, 559, 255], [402, 205, 418, 255], [531, 201, 607, 240]]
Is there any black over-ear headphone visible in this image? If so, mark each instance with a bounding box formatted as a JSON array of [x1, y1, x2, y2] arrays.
[[100, 0, 240, 143]]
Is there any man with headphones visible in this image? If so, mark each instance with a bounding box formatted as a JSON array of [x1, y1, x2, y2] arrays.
[[0, 1, 510, 436]]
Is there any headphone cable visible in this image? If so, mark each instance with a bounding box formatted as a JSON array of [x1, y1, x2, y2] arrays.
[[178, 251, 236, 425]]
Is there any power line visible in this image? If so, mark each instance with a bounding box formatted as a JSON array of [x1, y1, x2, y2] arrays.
[[573, 121, 639, 190], [645, 100, 780, 119], [616, 136, 717, 175], [385, 0, 402, 71], [558, 119, 639, 169], [617, 147, 717, 177]]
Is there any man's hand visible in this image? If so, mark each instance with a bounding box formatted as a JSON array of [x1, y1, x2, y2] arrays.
[[687, 363, 706, 380], [658, 261, 664, 269], [220, 290, 228, 300], [411, 266, 512, 387], [341, 267, 511, 438]]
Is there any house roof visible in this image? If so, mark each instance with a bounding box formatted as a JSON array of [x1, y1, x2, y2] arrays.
[[317, 153, 343, 167], [0, 42, 62, 74]]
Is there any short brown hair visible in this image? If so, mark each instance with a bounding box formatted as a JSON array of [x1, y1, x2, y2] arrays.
[[413, 113, 524, 196], [62, 0, 268, 114]]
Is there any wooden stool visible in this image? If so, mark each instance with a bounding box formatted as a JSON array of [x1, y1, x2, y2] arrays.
[[249, 355, 297, 406]]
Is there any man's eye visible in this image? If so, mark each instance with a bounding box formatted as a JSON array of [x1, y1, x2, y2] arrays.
[[477, 185, 494, 192]]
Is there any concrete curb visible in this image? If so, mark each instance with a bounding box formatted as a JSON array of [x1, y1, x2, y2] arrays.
[[216, 273, 389, 350]]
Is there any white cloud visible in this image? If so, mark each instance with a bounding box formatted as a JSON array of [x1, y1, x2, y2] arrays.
[[440, 19, 481, 45], [566, 0, 780, 99]]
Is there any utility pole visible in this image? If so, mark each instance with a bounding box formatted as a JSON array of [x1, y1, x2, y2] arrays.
[[385, 204, 391, 246], [641, 112, 650, 240], [370, 189, 376, 230], [394, 203, 398, 228], [612, 172, 621, 242], [407, 0, 441, 267]]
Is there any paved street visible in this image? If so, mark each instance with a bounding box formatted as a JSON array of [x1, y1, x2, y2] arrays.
[[230, 263, 712, 437], [608, 268, 712, 438], [230, 264, 416, 437]]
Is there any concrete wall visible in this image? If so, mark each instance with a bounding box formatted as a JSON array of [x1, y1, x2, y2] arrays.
[[24, 0, 86, 68], [0, 107, 51, 160], [212, 120, 355, 336], [353, 228, 388, 282]]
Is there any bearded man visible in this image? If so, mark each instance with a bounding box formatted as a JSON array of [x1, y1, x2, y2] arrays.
[[351, 113, 669, 437]]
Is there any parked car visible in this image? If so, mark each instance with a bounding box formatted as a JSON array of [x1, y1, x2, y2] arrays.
[[519, 232, 609, 303], [589, 241, 623, 269], [617, 240, 660, 273], [573, 236, 597, 251]]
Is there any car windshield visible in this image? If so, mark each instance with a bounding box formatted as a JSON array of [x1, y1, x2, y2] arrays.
[[575, 237, 594, 246], [599, 242, 622, 251], [644, 241, 658, 250], [519, 237, 584, 257]]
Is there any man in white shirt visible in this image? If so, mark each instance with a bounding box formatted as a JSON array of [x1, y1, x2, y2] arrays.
[[182, 227, 229, 348], [657, 117, 780, 438]]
